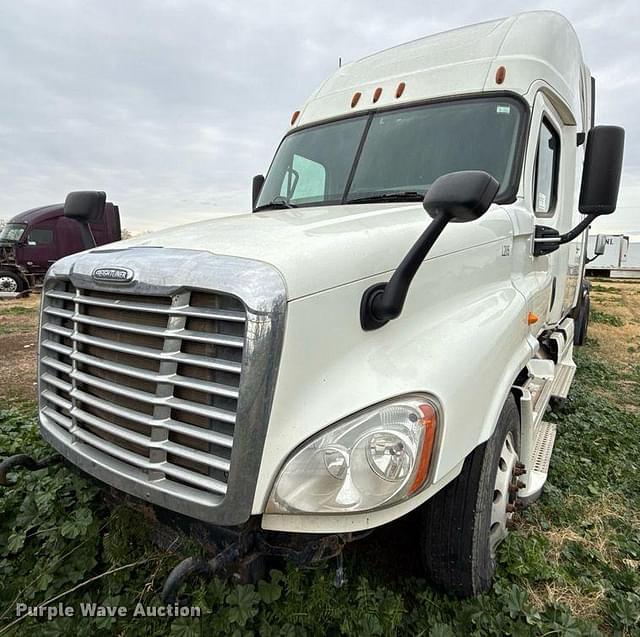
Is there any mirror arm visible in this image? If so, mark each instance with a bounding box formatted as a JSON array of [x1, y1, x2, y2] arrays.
[[534, 213, 597, 257], [557, 213, 597, 244], [360, 211, 449, 331]]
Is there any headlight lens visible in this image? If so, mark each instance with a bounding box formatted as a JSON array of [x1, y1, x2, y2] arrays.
[[265, 396, 439, 514]]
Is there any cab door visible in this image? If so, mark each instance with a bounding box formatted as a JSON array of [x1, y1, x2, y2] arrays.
[[15, 220, 58, 274], [527, 91, 578, 327]]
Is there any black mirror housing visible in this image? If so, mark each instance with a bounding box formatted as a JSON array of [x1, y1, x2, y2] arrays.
[[423, 170, 499, 222], [579, 126, 624, 215], [64, 191, 106, 223], [252, 174, 265, 211], [361, 170, 501, 330]]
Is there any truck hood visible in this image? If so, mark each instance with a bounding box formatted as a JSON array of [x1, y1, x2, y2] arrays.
[[95, 204, 512, 300]]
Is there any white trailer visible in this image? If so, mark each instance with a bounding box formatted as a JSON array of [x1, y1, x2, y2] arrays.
[[1, 11, 625, 598], [586, 234, 640, 278]]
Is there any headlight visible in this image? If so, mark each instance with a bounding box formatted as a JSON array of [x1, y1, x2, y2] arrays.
[[265, 395, 439, 514]]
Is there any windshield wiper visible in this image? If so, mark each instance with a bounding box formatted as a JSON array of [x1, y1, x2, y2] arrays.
[[254, 195, 299, 211], [347, 191, 425, 204]]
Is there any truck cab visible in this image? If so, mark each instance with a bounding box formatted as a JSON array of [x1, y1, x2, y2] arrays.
[[3, 11, 624, 598], [0, 200, 121, 292]]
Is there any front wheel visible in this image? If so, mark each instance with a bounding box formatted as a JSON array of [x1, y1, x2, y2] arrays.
[[0, 270, 25, 293], [420, 395, 521, 597]]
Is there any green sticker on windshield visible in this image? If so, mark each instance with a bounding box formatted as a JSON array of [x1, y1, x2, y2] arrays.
[[496, 105, 511, 114]]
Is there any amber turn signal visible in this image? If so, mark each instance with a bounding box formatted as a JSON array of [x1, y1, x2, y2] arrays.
[[408, 403, 437, 495]]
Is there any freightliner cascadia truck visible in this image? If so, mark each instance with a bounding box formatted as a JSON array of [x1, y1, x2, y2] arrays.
[[0, 11, 625, 598]]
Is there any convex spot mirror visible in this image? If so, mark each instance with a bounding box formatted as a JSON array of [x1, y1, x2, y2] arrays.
[[579, 126, 625, 216], [423, 170, 499, 222], [64, 191, 106, 223], [594, 234, 607, 257]]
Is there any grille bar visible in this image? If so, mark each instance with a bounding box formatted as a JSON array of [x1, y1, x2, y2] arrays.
[[47, 289, 246, 322], [42, 322, 73, 338], [42, 339, 73, 357], [72, 313, 244, 347], [62, 418, 228, 494], [42, 389, 72, 412], [41, 356, 72, 375], [72, 332, 242, 373], [71, 387, 234, 447], [71, 406, 231, 472], [71, 350, 240, 399], [70, 368, 237, 424]]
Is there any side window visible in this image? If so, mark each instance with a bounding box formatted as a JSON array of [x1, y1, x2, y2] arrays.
[[26, 228, 54, 246], [533, 118, 560, 216], [280, 154, 326, 203]]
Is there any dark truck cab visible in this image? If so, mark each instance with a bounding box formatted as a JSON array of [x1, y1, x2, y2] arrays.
[[0, 200, 121, 292]]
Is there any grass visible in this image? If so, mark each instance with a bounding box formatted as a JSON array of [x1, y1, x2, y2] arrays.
[[0, 282, 639, 635], [591, 309, 625, 327]]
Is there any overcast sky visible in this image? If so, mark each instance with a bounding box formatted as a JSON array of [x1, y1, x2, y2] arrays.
[[0, 0, 638, 239]]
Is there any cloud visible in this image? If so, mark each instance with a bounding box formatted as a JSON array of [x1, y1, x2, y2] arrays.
[[0, 0, 638, 235]]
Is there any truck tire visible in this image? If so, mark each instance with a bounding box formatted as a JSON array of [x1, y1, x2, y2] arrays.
[[420, 394, 520, 597], [574, 292, 590, 346], [0, 270, 25, 293]]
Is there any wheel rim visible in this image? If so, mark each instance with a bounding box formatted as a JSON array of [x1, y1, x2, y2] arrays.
[[489, 431, 518, 557], [0, 276, 18, 293]]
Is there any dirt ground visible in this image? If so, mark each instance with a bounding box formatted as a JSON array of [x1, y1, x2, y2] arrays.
[[0, 278, 637, 407], [587, 278, 640, 411], [0, 293, 40, 404]]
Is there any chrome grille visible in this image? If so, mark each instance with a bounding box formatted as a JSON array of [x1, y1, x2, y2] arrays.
[[40, 280, 247, 502]]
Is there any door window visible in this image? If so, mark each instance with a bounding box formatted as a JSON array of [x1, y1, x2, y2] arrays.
[[26, 228, 54, 245], [533, 118, 560, 216]]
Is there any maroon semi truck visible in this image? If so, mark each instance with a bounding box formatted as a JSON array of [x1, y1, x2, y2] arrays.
[[0, 198, 121, 292]]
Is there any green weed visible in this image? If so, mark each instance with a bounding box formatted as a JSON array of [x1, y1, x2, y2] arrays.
[[591, 309, 625, 327]]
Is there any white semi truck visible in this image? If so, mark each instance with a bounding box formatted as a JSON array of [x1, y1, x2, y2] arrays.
[[0, 11, 625, 598]]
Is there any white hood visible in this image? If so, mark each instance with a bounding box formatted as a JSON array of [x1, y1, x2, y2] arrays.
[[97, 203, 511, 299]]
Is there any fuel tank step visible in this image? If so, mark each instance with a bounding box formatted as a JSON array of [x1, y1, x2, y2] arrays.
[[550, 361, 576, 399], [519, 420, 557, 504]]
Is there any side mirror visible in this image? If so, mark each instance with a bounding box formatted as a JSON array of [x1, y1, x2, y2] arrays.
[[579, 126, 624, 215], [361, 170, 499, 330], [534, 126, 625, 257], [252, 174, 265, 211], [424, 170, 499, 222], [594, 234, 607, 257], [64, 191, 106, 249]]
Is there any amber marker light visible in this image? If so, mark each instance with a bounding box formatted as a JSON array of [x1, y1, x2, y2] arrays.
[[290, 110, 300, 125], [527, 311, 539, 325], [495, 65, 506, 85], [395, 81, 406, 98], [408, 403, 438, 495], [351, 92, 362, 107], [373, 87, 382, 103]]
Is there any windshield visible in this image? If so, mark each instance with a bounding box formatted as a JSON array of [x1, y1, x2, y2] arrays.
[[0, 223, 26, 242], [256, 96, 525, 209]]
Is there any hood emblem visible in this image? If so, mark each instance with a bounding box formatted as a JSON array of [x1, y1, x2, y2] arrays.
[[92, 267, 134, 283]]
